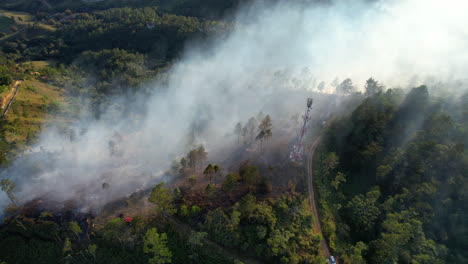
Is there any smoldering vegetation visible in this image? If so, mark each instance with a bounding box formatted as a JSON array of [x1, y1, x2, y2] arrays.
[[1, 0, 468, 216]]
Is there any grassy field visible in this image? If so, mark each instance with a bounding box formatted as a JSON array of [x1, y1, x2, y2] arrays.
[[0, 8, 31, 39], [29, 60, 51, 70], [0, 8, 55, 41], [0, 9, 32, 23], [0, 79, 69, 155]]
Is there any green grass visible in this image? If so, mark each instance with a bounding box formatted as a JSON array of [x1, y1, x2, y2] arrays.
[[35, 23, 56, 32], [0, 9, 55, 41], [0, 8, 32, 23], [1, 79, 69, 150], [29, 60, 51, 70]]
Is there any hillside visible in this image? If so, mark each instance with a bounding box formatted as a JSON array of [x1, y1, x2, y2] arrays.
[[0, 76, 68, 164], [0, 1, 467, 264]]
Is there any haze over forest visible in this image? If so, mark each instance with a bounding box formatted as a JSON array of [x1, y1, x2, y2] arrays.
[[0, 0, 466, 264]]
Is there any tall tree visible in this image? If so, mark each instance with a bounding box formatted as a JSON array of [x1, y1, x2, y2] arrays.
[[187, 145, 207, 171], [143, 228, 172, 264], [196, 146, 207, 169], [148, 182, 175, 215], [364, 78, 383, 96], [240, 164, 259, 192], [337, 78, 356, 95], [257, 115, 273, 150], [204, 164, 214, 184], [68, 221, 82, 240], [245, 117, 257, 143], [234, 122, 242, 144], [213, 165, 220, 186]]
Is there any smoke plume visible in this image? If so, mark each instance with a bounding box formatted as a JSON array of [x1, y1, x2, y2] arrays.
[[1, 0, 468, 214]]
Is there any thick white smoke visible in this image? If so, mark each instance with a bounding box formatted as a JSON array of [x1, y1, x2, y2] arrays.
[[1, 0, 468, 214]]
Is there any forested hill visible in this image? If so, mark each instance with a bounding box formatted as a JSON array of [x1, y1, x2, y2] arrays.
[[0, 3, 236, 162], [315, 85, 468, 263], [0, 3, 238, 124]]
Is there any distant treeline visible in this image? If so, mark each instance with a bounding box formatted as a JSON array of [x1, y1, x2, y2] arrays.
[[0, 0, 248, 20]]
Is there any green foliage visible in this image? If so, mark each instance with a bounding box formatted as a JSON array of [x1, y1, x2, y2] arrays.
[[68, 221, 82, 239], [46, 99, 60, 113], [187, 231, 207, 248], [0, 65, 13, 86], [345, 189, 381, 241], [179, 204, 188, 217], [102, 217, 126, 243], [205, 183, 214, 194], [342, 242, 368, 264], [88, 244, 97, 258], [222, 173, 240, 192], [143, 228, 172, 264], [24, 85, 37, 92], [266, 229, 293, 256], [202, 193, 322, 262], [76, 48, 147, 95], [39, 211, 53, 218], [148, 182, 176, 215], [320, 86, 468, 263], [63, 237, 72, 254], [239, 164, 259, 192], [331, 171, 346, 190], [190, 205, 201, 217]]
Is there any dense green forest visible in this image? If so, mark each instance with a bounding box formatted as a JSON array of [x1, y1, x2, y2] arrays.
[[0, 4, 231, 98], [315, 84, 468, 263]]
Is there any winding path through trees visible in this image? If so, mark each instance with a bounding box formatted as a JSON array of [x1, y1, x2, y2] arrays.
[[306, 137, 332, 259]]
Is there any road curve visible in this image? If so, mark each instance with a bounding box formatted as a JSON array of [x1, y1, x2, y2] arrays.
[[306, 137, 331, 259]]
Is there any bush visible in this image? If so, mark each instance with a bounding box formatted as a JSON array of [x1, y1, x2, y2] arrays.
[[0, 74, 12, 87], [190, 205, 201, 217], [47, 100, 60, 113], [24, 85, 37, 93], [222, 173, 239, 192], [179, 205, 188, 217]]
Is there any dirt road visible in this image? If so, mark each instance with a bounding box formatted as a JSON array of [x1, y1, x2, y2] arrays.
[[1, 80, 21, 118], [306, 137, 331, 259]]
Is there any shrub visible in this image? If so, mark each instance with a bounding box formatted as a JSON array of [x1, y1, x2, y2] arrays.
[[25, 85, 37, 93], [190, 205, 201, 217], [47, 100, 60, 113]]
